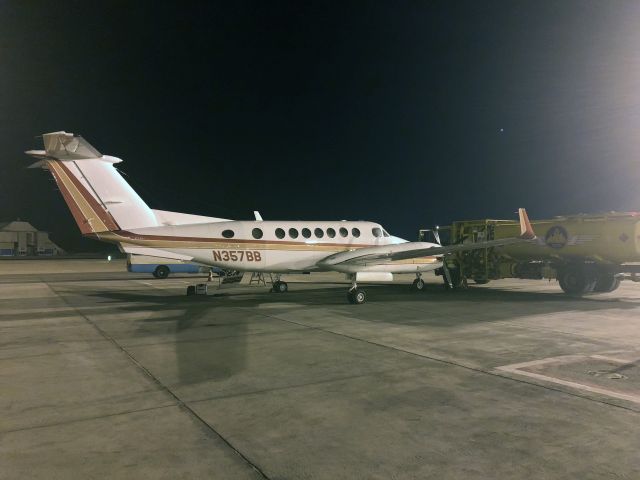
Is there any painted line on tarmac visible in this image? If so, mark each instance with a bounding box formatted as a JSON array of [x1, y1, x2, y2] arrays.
[[497, 354, 640, 405], [250, 308, 640, 414]]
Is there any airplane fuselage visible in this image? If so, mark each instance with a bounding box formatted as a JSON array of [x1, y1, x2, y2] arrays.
[[97, 220, 442, 274]]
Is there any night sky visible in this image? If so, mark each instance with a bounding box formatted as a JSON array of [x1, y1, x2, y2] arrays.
[[1, 1, 640, 252]]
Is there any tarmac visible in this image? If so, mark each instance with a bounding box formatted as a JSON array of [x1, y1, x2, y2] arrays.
[[1, 259, 639, 479]]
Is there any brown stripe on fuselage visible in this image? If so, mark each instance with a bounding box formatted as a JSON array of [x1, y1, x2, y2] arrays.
[[95, 230, 439, 262], [47, 160, 95, 234], [101, 230, 376, 250], [57, 161, 120, 231], [48, 160, 110, 232]]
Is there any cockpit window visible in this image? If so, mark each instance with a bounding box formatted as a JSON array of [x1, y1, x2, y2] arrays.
[[382, 229, 390, 237], [372, 227, 382, 238]]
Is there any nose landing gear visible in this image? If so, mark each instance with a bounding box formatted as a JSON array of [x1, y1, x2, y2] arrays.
[[412, 273, 426, 291]]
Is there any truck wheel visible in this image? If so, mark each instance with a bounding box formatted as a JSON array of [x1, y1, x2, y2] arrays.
[[593, 274, 621, 293], [558, 266, 596, 295], [154, 265, 170, 279]]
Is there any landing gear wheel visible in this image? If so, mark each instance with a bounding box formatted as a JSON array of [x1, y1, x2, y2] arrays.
[[272, 281, 288, 293], [473, 278, 490, 285], [593, 274, 620, 293], [412, 278, 426, 291], [558, 266, 597, 295], [154, 265, 170, 279], [186, 285, 196, 296], [347, 289, 366, 304]]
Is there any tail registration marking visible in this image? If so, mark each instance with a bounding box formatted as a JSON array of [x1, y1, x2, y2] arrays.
[[213, 250, 262, 262]]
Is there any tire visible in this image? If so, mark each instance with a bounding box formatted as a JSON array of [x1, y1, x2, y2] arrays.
[[186, 285, 196, 296], [558, 266, 597, 295], [473, 278, 490, 285], [412, 278, 426, 291], [272, 281, 288, 293], [154, 265, 170, 279], [348, 289, 366, 304], [593, 274, 621, 293]]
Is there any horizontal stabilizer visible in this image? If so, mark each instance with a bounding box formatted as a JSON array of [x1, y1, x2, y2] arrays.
[[40, 131, 102, 160], [152, 209, 231, 226]]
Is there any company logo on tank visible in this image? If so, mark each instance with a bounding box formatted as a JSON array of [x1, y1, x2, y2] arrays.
[[545, 226, 568, 249]]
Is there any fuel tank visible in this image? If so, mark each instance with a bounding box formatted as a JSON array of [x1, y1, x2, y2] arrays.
[[451, 212, 640, 265]]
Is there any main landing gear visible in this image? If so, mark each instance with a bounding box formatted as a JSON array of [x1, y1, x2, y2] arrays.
[[268, 273, 289, 293], [347, 281, 367, 304], [272, 280, 288, 293]]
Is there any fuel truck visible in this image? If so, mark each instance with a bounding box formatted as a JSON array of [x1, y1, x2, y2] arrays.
[[420, 212, 640, 295]]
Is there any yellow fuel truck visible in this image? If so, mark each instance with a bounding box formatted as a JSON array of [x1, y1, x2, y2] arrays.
[[420, 212, 640, 295]]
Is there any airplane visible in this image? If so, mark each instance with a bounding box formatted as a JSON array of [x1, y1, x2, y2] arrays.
[[27, 131, 536, 304]]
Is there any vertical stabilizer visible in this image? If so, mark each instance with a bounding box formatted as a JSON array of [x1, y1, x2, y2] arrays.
[[26, 132, 159, 234]]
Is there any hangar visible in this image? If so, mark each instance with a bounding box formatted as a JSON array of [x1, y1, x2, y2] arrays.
[[0, 220, 65, 256]]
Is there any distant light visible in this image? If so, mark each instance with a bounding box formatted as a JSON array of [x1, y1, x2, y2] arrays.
[[107, 255, 112, 261], [500, 128, 504, 133]]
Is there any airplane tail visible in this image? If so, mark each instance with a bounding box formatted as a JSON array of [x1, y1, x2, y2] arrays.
[[26, 131, 159, 235]]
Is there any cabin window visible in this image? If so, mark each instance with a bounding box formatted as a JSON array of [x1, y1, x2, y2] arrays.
[[252, 228, 263, 239], [302, 228, 311, 238], [372, 227, 382, 238], [222, 229, 235, 238], [327, 228, 336, 238], [314, 228, 324, 238], [275, 228, 285, 239], [352, 227, 361, 238], [289, 228, 299, 239], [339, 227, 348, 237]]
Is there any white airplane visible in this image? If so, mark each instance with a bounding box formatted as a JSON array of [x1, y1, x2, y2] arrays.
[[27, 131, 535, 304]]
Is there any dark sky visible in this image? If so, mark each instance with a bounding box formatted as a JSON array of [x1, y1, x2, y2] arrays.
[[1, 1, 640, 251]]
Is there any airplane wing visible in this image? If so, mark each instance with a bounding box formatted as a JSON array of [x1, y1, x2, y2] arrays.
[[320, 208, 535, 267]]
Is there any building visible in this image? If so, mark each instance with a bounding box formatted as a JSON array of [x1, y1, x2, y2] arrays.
[[0, 220, 65, 256]]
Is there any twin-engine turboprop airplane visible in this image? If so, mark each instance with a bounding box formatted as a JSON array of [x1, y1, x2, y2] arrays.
[[27, 131, 535, 304]]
